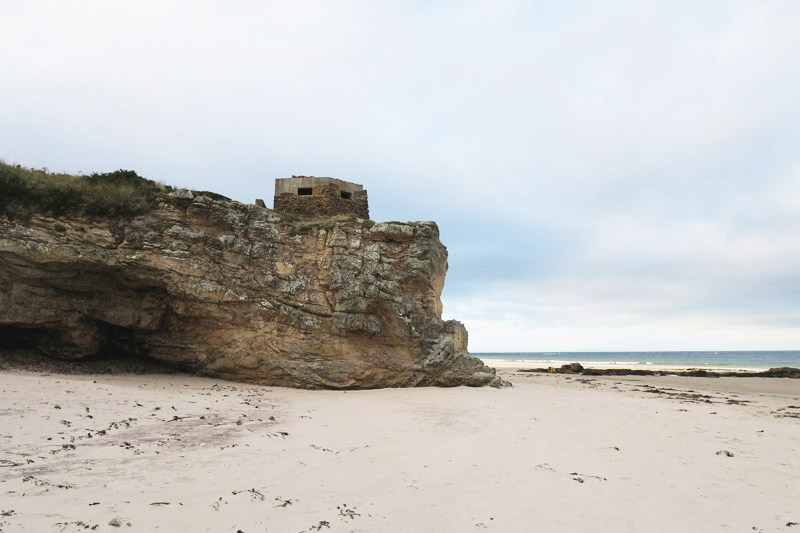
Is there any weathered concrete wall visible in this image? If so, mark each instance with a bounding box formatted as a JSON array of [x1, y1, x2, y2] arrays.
[[274, 183, 369, 219], [275, 177, 364, 196]]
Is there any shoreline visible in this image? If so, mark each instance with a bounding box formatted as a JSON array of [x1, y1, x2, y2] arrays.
[[479, 359, 800, 375], [482, 361, 761, 372], [477, 351, 800, 374]]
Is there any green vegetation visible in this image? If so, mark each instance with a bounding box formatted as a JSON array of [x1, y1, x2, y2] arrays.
[[0, 160, 174, 219]]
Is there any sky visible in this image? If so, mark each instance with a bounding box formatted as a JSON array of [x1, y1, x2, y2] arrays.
[[2, 1, 799, 352]]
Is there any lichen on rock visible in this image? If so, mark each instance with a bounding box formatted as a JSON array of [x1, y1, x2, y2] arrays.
[[0, 191, 504, 389]]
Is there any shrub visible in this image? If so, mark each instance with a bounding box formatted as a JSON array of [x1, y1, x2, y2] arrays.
[[0, 161, 174, 219]]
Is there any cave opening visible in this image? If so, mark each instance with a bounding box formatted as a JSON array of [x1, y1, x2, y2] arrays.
[[0, 324, 184, 375], [0, 325, 42, 350]]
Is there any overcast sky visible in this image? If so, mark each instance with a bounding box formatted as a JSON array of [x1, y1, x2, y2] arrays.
[[2, 1, 799, 352]]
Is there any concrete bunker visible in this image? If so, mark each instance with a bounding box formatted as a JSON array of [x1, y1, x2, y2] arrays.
[[271, 176, 369, 218]]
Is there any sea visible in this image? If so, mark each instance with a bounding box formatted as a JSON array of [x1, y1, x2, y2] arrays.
[[476, 351, 800, 372]]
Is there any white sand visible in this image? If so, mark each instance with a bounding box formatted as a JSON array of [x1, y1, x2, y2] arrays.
[[1, 368, 799, 532]]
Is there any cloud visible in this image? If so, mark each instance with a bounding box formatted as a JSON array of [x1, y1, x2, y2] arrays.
[[2, 1, 799, 350]]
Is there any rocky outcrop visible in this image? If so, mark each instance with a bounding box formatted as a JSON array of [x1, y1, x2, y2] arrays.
[[547, 362, 584, 374], [0, 191, 503, 388]]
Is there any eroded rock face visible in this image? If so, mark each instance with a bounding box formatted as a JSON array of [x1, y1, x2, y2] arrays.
[[0, 193, 503, 388]]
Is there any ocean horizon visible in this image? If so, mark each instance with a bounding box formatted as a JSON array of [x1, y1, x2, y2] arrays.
[[476, 350, 800, 372]]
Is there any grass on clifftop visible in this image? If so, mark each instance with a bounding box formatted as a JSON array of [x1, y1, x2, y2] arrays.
[[0, 160, 174, 219]]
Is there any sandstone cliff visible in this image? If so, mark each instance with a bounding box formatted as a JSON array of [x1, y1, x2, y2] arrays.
[[0, 190, 502, 388]]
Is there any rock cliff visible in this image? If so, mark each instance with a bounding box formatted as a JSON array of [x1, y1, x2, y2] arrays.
[[0, 190, 503, 388]]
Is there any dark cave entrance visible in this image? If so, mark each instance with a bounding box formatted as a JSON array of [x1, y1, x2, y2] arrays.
[[0, 325, 41, 349], [0, 324, 183, 375]]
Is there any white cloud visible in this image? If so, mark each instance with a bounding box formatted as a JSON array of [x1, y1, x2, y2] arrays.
[[3, 1, 800, 350], [444, 290, 800, 352]]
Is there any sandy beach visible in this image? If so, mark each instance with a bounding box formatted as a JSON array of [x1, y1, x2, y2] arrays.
[[1, 367, 799, 532]]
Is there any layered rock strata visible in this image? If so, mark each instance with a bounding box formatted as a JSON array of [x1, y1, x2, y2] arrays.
[[0, 191, 502, 388]]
